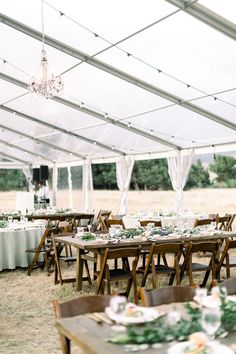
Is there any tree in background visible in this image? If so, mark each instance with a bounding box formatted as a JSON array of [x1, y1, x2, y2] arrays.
[[90, 159, 212, 190], [209, 155, 236, 182], [92, 163, 117, 190], [0, 156, 231, 191], [209, 155, 236, 187], [185, 159, 211, 189], [130, 159, 172, 190], [0, 169, 26, 191]]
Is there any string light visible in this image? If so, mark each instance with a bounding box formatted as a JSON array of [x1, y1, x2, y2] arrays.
[[43, 1, 235, 109]]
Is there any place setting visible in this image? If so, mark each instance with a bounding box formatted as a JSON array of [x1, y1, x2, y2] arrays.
[[104, 286, 236, 354]]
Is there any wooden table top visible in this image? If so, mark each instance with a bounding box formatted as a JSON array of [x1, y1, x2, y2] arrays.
[[55, 303, 236, 354], [0, 212, 94, 221], [54, 231, 236, 251]]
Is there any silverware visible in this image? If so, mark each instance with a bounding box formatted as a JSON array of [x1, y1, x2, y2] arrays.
[[88, 313, 102, 324], [93, 312, 113, 325]]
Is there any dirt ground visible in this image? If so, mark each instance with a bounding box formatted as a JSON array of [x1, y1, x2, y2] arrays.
[[0, 189, 236, 353]]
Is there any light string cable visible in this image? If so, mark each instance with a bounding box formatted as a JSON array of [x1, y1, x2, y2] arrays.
[[0, 52, 235, 146], [64, 87, 235, 146], [44, 0, 236, 109]]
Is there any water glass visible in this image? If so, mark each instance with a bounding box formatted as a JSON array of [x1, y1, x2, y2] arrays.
[[110, 296, 127, 314], [211, 221, 217, 230], [201, 306, 221, 339], [76, 227, 85, 235], [195, 287, 208, 307]]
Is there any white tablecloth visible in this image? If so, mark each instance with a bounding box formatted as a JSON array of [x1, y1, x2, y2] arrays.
[[0, 226, 44, 271]]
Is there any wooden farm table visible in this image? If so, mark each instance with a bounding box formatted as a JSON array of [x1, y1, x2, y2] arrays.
[[54, 231, 236, 291], [55, 302, 236, 354], [28, 212, 94, 222], [0, 212, 93, 222]]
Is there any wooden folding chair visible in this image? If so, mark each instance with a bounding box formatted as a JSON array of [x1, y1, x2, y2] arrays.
[[140, 286, 196, 306], [53, 295, 112, 354], [219, 277, 236, 295], [226, 214, 235, 231], [182, 241, 220, 287], [95, 246, 141, 304], [216, 239, 236, 279], [139, 242, 183, 289], [194, 218, 213, 228], [52, 233, 92, 286], [26, 226, 59, 276], [73, 214, 94, 230], [104, 218, 125, 230], [139, 220, 163, 267], [96, 209, 112, 232], [216, 215, 232, 231]]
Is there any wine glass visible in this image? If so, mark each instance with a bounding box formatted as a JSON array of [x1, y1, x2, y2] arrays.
[[211, 221, 217, 230], [146, 223, 154, 236], [167, 306, 181, 325], [201, 306, 221, 340], [8, 215, 13, 223], [87, 224, 92, 233], [109, 226, 117, 238]]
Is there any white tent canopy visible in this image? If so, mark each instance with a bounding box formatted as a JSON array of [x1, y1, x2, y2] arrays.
[[0, 0, 235, 170]]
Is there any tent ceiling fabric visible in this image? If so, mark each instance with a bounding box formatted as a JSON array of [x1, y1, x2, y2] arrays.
[[0, 0, 236, 167]]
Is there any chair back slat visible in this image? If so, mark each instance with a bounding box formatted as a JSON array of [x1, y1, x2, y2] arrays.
[[105, 218, 125, 229], [187, 241, 219, 253], [140, 220, 162, 227], [194, 218, 212, 227], [102, 247, 141, 260], [151, 242, 182, 254], [140, 286, 196, 306], [54, 294, 112, 318], [220, 277, 236, 295]]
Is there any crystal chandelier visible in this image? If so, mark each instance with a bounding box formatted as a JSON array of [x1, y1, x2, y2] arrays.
[[28, 0, 64, 98]]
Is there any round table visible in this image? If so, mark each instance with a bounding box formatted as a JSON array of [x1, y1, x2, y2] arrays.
[[0, 223, 45, 271]]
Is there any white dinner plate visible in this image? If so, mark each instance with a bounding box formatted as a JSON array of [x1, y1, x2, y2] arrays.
[[167, 341, 234, 354], [95, 238, 108, 244], [227, 296, 236, 303], [105, 306, 160, 325]]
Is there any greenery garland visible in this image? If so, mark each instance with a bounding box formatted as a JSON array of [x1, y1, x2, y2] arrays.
[[109, 291, 236, 345]]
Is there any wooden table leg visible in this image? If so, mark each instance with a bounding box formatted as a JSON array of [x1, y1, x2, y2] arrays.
[[76, 248, 84, 291]]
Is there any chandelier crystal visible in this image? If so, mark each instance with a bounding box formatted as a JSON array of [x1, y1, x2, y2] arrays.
[[28, 0, 64, 98]]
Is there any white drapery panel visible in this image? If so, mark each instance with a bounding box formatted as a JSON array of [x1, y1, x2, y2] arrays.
[[52, 164, 58, 207], [82, 159, 93, 212], [22, 167, 33, 192], [116, 156, 134, 215], [167, 149, 194, 213], [67, 166, 73, 209]]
